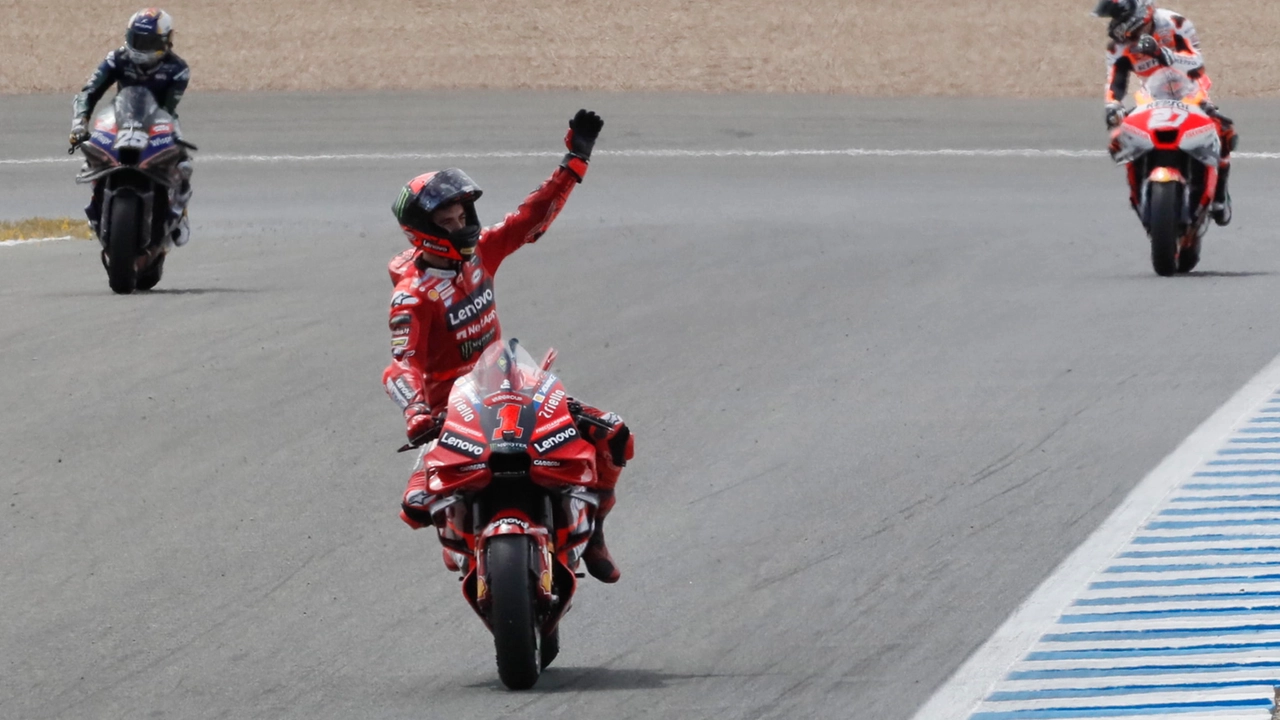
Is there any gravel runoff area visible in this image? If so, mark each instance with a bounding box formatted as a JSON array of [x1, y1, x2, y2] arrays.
[[5, 0, 1278, 97]]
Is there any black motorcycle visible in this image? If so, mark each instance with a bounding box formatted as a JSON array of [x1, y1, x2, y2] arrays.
[[70, 86, 195, 294]]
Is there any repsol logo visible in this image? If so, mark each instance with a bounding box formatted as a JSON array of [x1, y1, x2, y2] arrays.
[[451, 396, 475, 423], [439, 431, 484, 458], [533, 425, 578, 455], [539, 389, 566, 419], [446, 283, 495, 330]]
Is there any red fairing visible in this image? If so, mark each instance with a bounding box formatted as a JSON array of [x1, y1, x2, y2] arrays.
[[382, 166, 580, 416], [527, 379, 597, 489], [1118, 103, 1220, 210]]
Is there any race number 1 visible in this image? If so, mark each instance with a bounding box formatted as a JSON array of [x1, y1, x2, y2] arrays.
[[494, 403, 524, 440]]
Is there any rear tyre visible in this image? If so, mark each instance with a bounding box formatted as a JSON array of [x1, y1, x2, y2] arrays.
[[1148, 182, 1181, 277], [541, 626, 560, 670], [106, 194, 141, 294], [488, 535, 540, 690], [137, 253, 166, 291]]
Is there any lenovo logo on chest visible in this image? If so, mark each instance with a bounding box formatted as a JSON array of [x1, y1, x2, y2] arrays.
[[446, 282, 495, 330]]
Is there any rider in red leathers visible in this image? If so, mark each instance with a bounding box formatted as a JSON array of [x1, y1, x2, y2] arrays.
[[382, 110, 632, 583], [1094, 0, 1237, 225]]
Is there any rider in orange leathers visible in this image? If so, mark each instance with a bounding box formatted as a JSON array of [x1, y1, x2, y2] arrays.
[[1094, 0, 1236, 225], [382, 110, 632, 583]]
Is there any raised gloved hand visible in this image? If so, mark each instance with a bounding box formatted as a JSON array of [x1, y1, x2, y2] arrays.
[[1105, 102, 1127, 129], [405, 404, 440, 445], [69, 117, 90, 147], [564, 109, 604, 161]]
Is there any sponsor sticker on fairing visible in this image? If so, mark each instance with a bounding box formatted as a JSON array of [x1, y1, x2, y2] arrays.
[[438, 431, 484, 458], [538, 389, 566, 419], [458, 462, 487, 472], [535, 412, 573, 435], [532, 424, 578, 455], [444, 420, 485, 441], [450, 395, 476, 423], [484, 392, 530, 406]]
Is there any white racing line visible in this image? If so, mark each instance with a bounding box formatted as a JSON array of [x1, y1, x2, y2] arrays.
[[914, 352, 1280, 720], [0, 235, 79, 247], [2, 148, 1279, 166]]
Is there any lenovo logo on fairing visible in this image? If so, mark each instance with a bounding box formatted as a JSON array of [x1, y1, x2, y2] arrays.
[[532, 425, 578, 454], [440, 431, 484, 458]]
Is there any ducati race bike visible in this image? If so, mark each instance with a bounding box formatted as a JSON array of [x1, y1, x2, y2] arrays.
[[1109, 68, 1224, 276], [403, 338, 612, 690], [70, 86, 196, 294]]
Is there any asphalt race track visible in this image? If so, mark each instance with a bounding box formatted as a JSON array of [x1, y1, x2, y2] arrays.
[[3, 92, 1280, 720]]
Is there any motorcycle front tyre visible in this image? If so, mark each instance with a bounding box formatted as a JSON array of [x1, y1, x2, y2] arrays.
[[1148, 181, 1181, 277], [487, 535, 541, 690], [106, 194, 141, 294]]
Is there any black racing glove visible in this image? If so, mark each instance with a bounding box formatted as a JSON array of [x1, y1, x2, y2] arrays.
[[564, 109, 604, 160], [1136, 34, 1172, 66]]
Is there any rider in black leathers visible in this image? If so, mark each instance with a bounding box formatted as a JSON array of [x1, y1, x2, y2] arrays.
[[70, 9, 193, 245]]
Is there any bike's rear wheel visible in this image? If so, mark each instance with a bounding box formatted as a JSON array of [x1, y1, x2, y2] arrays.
[[488, 535, 540, 689], [1148, 182, 1181, 277], [106, 193, 141, 294]]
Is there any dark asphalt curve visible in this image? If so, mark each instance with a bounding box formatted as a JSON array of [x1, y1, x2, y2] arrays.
[[2, 92, 1280, 720]]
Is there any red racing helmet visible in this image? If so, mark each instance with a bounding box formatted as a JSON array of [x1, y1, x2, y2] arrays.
[[393, 169, 484, 261]]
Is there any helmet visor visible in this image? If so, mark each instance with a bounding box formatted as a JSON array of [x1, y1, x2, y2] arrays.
[[127, 29, 167, 53], [414, 168, 482, 214]]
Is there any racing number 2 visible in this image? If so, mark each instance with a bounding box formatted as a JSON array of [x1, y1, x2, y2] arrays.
[[493, 404, 523, 440], [1149, 108, 1189, 129]]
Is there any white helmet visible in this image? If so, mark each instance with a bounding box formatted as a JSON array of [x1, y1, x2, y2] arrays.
[[125, 8, 174, 69]]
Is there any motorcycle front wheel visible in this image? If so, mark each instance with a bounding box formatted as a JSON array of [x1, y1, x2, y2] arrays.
[[106, 193, 142, 294], [487, 535, 541, 690], [1148, 181, 1182, 277]]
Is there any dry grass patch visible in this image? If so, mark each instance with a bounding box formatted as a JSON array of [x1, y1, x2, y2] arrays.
[[6, 1, 1279, 97], [0, 218, 93, 243]]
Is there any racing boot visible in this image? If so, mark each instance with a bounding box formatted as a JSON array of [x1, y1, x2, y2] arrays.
[[169, 160, 194, 246], [583, 491, 621, 583], [85, 183, 103, 239], [1211, 160, 1232, 227], [570, 402, 635, 583], [399, 466, 435, 530]]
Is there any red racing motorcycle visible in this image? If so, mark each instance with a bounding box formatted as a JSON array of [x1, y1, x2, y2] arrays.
[[1109, 68, 1223, 276], [407, 338, 609, 689]]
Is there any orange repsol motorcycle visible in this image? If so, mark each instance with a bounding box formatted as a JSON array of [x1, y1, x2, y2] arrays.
[[1109, 68, 1225, 276]]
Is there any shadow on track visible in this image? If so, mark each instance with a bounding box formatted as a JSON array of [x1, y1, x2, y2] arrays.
[[465, 667, 728, 692], [1179, 270, 1276, 278], [141, 287, 259, 295], [44, 287, 259, 297]]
